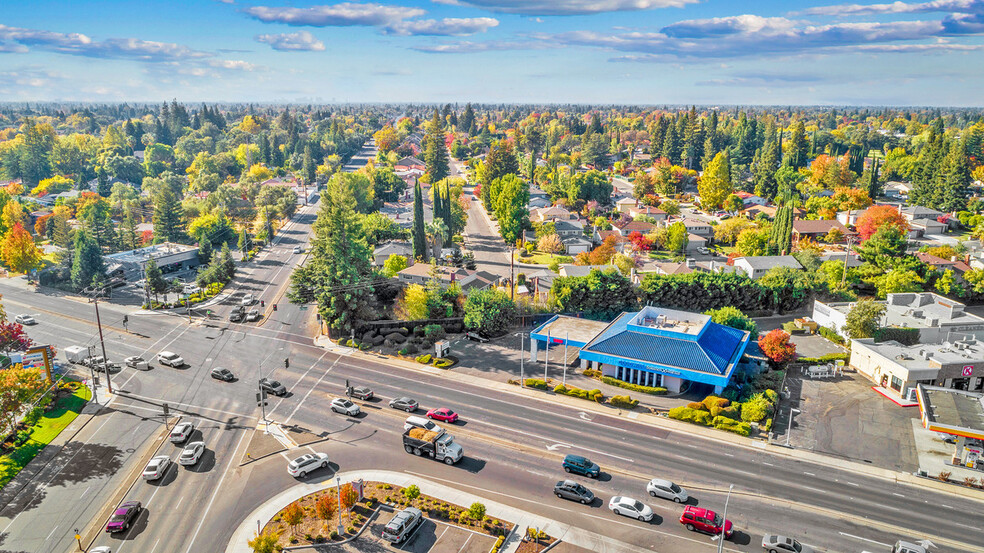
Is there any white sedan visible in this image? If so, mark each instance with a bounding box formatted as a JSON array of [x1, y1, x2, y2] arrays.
[[330, 398, 361, 416], [241, 294, 254, 306], [287, 452, 330, 477], [646, 478, 689, 503], [14, 314, 36, 325], [608, 496, 654, 522], [178, 441, 205, 466], [142, 455, 171, 480]]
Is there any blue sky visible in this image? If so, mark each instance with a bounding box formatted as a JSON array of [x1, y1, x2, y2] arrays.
[[1, 0, 983, 105]]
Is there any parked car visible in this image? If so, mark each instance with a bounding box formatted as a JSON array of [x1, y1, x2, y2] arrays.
[[179, 441, 205, 466], [608, 496, 654, 522], [142, 455, 171, 481], [426, 407, 458, 423], [349, 386, 373, 400], [105, 501, 141, 533], [169, 422, 194, 444], [381, 507, 423, 544], [464, 331, 489, 343], [554, 480, 594, 504], [259, 378, 287, 396], [229, 306, 245, 322], [680, 505, 732, 538], [762, 535, 814, 553], [157, 351, 184, 367], [646, 478, 688, 503], [287, 452, 330, 477], [245, 309, 261, 322], [241, 294, 254, 306], [210, 367, 235, 381], [563, 454, 600, 478], [390, 397, 419, 412], [697, 247, 710, 255], [182, 284, 200, 295], [331, 398, 361, 416], [14, 314, 36, 325]]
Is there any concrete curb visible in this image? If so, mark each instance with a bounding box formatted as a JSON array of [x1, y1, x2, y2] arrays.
[[239, 434, 331, 467], [321, 342, 984, 503], [281, 503, 392, 550]]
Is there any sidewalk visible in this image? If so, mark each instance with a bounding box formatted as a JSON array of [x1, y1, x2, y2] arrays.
[[313, 336, 984, 503], [225, 469, 649, 553]]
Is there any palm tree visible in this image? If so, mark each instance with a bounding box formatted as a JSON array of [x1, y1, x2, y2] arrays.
[[426, 219, 448, 261]]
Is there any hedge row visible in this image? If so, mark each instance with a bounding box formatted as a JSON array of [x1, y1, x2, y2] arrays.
[[552, 384, 603, 402], [796, 353, 849, 364], [600, 376, 667, 396], [667, 407, 752, 436], [609, 395, 639, 409], [525, 378, 549, 390], [818, 326, 846, 345]]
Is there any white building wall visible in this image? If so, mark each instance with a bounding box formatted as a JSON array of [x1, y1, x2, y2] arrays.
[[812, 300, 851, 338]]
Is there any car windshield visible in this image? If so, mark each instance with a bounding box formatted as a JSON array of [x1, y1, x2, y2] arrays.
[[110, 513, 127, 522], [632, 500, 645, 511], [713, 514, 723, 526], [164, 354, 178, 360], [340, 400, 353, 407], [670, 483, 682, 493], [573, 484, 586, 493], [791, 541, 802, 552], [269, 380, 281, 387]]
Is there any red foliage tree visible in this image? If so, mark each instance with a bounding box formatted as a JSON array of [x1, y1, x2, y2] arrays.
[[627, 231, 653, 252], [758, 329, 796, 366], [855, 205, 908, 241], [0, 322, 35, 352]]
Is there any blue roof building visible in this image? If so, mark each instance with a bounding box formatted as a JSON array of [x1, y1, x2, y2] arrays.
[[578, 306, 752, 393]]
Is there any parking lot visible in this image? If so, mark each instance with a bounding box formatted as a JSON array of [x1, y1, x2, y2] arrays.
[[313, 515, 496, 553]]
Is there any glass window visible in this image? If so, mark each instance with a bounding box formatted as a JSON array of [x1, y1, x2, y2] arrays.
[[890, 376, 903, 391]]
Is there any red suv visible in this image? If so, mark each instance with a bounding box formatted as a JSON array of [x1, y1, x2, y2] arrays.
[[680, 505, 733, 538]]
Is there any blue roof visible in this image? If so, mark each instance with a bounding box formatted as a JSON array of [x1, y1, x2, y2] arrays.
[[582, 313, 748, 376]]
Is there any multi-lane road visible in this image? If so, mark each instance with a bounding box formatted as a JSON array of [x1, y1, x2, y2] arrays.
[[0, 144, 982, 553]]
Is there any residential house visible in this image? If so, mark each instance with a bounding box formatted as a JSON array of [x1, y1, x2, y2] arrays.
[[901, 205, 944, 223], [733, 256, 803, 280], [818, 251, 863, 268], [559, 264, 612, 277], [531, 206, 573, 223], [529, 185, 549, 203], [593, 229, 625, 247], [679, 218, 714, 239], [652, 258, 736, 276], [373, 241, 412, 267], [395, 157, 425, 172], [528, 196, 552, 209], [735, 191, 767, 207], [553, 220, 584, 238], [626, 205, 668, 223], [883, 181, 912, 200], [686, 234, 708, 253], [562, 236, 593, 255], [613, 219, 657, 237], [909, 218, 947, 236], [791, 219, 855, 243], [524, 269, 556, 302], [396, 264, 494, 291], [615, 197, 637, 214]]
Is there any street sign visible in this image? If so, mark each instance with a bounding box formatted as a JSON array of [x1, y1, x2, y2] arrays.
[[962, 365, 974, 376]]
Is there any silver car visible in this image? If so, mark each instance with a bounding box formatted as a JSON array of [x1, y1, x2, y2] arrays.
[[178, 441, 205, 466], [14, 314, 36, 325], [762, 535, 814, 553], [330, 398, 360, 416], [142, 455, 171, 480], [646, 478, 688, 503], [169, 422, 195, 444], [608, 496, 653, 522]]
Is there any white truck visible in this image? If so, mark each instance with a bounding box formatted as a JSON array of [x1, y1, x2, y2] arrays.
[[402, 427, 464, 465], [64, 345, 92, 364]]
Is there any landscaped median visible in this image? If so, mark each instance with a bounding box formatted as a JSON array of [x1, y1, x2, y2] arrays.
[[252, 480, 510, 550], [508, 377, 642, 411], [0, 379, 91, 490]]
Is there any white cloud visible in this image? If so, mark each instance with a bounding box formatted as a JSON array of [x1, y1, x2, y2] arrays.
[[383, 17, 499, 36], [243, 3, 425, 27], [208, 59, 258, 70], [797, 0, 982, 16], [256, 31, 326, 51], [430, 0, 698, 16], [0, 24, 210, 61], [411, 39, 543, 53]]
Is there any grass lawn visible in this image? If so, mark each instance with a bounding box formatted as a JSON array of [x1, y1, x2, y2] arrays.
[[515, 251, 571, 265], [0, 383, 92, 490]]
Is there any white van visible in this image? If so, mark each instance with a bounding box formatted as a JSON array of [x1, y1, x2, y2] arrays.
[[404, 416, 441, 433]]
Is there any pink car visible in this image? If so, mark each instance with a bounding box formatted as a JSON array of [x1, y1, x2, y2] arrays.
[[426, 407, 459, 423]]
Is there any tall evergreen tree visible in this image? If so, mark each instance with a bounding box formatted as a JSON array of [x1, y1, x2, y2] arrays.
[[862, 158, 881, 200], [661, 123, 681, 165], [784, 121, 809, 169], [424, 109, 450, 183], [460, 103, 476, 135], [939, 141, 972, 213], [70, 231, 104, 290], [153, 184, 185, 243], [412, 180, 427, 261]]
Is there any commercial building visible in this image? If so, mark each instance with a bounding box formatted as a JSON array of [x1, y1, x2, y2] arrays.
[[103, 242, 200, 281], [850, 338, 984, 401], [813, 293, 984, 342], [916, 385, 984, 471], [531, 306, 753, 394]]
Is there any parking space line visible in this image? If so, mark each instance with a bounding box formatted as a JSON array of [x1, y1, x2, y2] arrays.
[[458, 533, 472, 552]]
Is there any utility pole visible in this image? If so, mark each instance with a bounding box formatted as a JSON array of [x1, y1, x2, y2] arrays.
[[519, 333, 525, 388], [87, 286, 114, 394], [785, 408, 801, 447], [510, 245, 515, 301], [841, 235, 854, 287], [258, 381, 268, 424]]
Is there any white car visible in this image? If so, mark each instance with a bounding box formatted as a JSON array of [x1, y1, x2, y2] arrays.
[[287, 452, 330, 477], [178, 441, 205, 466], [182, 284, 200, 295], [124, 356, 149, 370], [169, 422, 195, 444], [90, 548, 112, 553], [14, 314, 36, 325], [697, 247, 710, 255], [157, 351, 184, 367], [293, 246, 303, 254], [241, 294, 254, 306], [608, 496, 654, 522], [330, 398, 360, 416], [142, 455, 171, 480], [646, 478, 689, 503]]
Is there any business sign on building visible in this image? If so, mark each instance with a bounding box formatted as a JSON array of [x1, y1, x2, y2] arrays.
[[963, 365, 975, 377]]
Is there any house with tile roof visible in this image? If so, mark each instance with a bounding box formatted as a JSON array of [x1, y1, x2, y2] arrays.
[[791, 219, 855, 243], [395, 157, 425, 172], [396, 264, 494, 290], [613, 219, 657, 237]]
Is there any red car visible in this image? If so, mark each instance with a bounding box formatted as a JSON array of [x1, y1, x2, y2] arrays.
[[426, 407, 459, 423], [680, 505, 733, 538]]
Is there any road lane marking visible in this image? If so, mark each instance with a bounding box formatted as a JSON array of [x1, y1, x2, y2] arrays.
[[150, 538, 161, 553], [183, 426, 251, 553], [762, 462, 774, 467], [79, 486, 91, 499], [892, 492, 905, 497], [803, 472, 815, 476], [846, 482, 860, 487], [458, 533, 472, 552], [839, 533, 891, 547], [46, 525, 58, 541], [464, 419, 634, 462], [174, 496, 184, 511], [283, 351, 333, 424], [799, 486, 827, 494]]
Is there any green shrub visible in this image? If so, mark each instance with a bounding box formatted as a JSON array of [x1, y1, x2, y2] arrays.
[[346, 339, 356, 347], [872, 326, 919, 346], [600, 376, 668, 396], [740, 396, 771, 422], [668, 406, 712, 426], [717, 406, 740, 421], [702, 395, 730, 413], [524, 378, 548, 390], [796, 353, 849, 364], [686, 401, 706, 410], [402, 484, 420, 500], [763, 389, 779, 403], [782, 321, 798, 333], [713, 416, 751, 436], [583, 368, 602, 377], [609, 395, 639, 409], [467, 502, 487, 521], [23, 405, 44, 427], [588, 389, 603, 401], [424, 324, 446, 341], [433, 358, 453, 368], [763, 418, 773, 431], [415, 354, 432, 364], [553, 384, 567, 393], [818, 326, 846, 345]]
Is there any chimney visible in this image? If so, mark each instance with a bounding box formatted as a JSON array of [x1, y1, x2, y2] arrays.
[[686, 258, 696, 269]]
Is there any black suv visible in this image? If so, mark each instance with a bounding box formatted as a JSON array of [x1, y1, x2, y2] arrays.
[[229, 306, 245, 322]]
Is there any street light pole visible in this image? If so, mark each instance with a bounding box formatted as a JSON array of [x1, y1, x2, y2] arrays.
[[336, 476, 343, 536], [544, 329, 550, 382], [785, 408, 801, 447], [519, 333, 525, 388], [717, 484, 734, 553], [90, 288, 113, 394]]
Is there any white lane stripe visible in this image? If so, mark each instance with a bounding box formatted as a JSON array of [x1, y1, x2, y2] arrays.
[[183, 428, 251, 553]]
